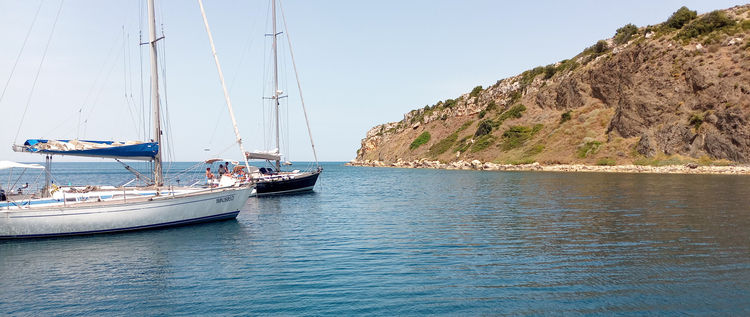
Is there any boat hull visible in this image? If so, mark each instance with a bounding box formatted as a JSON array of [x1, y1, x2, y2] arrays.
[[0, 186, 252, 239], [255, 171, 320, 196]]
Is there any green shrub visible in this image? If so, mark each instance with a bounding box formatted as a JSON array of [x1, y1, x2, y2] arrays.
[[502, 125, 533, 137], [485, 100, 498, 112], [478, 110, 486, 118], [665, 6, 697, 29], [471, 135, 496, 152], [592, 40, 609, 54], [409, 131, 431, 150], [532, 123, 543, 134], [583, 40, 610, 57], [497, 104, 526, 124], [469, 85, 483, 98], [577, 140, 602, 158], [581, 40, 609, 58], [409, 108, 430, 124], [457, 120, 473, 132], [678, 10, 735, 39], [444, 98, 457, 108], [543, 64, 557, 79], [596, 157, 616, 166], [560, 110, 572, 123], [557, 59, 579, 73], [519, 66, 545, 90], [614, 23, 639, 44], [500, 125, 541, 150], [689, 112, 704, 129], [507, 158, 536, 165], [508, 91, 522, 105], [428, 132, 458, 157], [474, 120, 493, 137], [524, 144, 545, 156], [441, 114, 448, 121], [453, 135, 472, 153]]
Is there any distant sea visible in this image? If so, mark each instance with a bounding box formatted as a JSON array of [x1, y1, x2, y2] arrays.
[[1, 162, 749, 315]]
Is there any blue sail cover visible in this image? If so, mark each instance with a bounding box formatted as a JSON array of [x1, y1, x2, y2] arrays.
[[18, 139, 158, 160]]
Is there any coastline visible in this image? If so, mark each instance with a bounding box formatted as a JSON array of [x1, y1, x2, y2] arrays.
[[346, 159, 750, 175]]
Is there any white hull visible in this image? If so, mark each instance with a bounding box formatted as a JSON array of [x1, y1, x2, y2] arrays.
[[0, 186, 252, 239]]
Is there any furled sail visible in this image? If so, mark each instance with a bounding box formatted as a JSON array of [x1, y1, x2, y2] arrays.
[[245, 149, 281, 161], [13, 139, 158, 160]]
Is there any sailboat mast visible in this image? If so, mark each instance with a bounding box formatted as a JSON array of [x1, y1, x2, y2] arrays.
[[197, 0, 252, 176], [272, 0, 281, 171], [147, 0, 163, 186]]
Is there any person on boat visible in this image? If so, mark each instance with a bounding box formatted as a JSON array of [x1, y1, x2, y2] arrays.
[[218, 164, 226, 176], [49, 182, 59, 195], [205, 167, 214, 184], [224, 162, 233, 176], [233, 166, 247, 180]]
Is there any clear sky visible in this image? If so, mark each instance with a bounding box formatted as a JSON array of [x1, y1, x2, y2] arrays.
[[0, 0, 744, 163]]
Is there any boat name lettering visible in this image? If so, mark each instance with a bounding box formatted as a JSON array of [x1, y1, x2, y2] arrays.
[[216, 195, 234, 204]]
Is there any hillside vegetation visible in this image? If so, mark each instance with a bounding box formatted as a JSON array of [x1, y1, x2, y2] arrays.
[[355, 5, 750, 166]]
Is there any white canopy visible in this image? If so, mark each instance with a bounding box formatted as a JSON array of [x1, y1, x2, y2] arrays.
[[203, 158, 239, 165], [0, 161, 45, 170]]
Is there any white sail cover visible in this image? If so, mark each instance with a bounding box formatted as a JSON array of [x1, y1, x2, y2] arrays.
[[0, 161, 44, 170], [245, 149, 281, 161], [14, 139, 158, 160]]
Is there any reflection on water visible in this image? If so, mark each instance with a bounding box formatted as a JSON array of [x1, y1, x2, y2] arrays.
[[1, 163, 749, 315]]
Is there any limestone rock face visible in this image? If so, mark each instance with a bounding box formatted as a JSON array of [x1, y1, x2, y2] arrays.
[[636, 133, 656, 157], [704, 107, 750, 162]]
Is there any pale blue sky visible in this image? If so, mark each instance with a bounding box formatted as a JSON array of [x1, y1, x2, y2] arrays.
[[0, 0, 744, 162]]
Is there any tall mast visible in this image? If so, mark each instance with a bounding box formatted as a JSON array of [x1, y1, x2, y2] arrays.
[[147, 0, 163, 186], [272, 0, 281, 171]]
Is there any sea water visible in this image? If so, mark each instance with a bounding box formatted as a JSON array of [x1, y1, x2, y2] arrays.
[[1, 162, 749, 315]]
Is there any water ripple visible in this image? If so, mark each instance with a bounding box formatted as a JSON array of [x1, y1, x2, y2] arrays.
[[1, 163, 750, 315]]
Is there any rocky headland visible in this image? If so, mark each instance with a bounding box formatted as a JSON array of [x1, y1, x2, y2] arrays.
[[353, 5, 750, 174]]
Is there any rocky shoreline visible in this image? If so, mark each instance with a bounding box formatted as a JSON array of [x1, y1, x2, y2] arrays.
[[346, 159, 750, 175]]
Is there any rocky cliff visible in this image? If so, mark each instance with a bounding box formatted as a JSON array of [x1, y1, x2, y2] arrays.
[[354, 5, 750, 166]]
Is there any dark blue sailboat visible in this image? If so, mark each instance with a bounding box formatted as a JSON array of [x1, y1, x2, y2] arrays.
[[254, 166, 321, 195], [245, 0, 322, 196]]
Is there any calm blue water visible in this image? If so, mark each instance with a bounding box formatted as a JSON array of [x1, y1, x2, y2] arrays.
[[1, 162, 750, 315]]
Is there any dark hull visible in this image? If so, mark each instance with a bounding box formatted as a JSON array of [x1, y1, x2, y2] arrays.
[[255, 171, 320, 196]]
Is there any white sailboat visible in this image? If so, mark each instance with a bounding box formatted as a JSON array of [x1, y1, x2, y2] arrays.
[[245, 0, 322, 196], [1, 0, 253, 239]]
